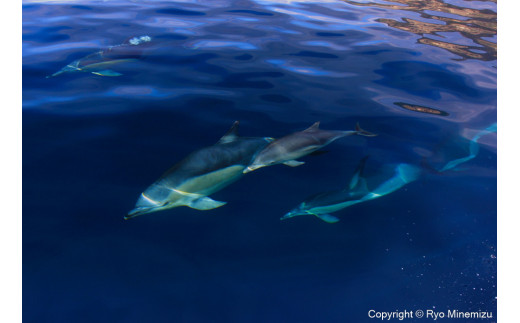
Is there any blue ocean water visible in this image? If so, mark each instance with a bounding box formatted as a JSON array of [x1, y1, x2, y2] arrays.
[[23, 0, 497, 322]]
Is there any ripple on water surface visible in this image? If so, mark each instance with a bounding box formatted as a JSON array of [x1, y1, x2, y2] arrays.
[[22, 1, 496, 322]]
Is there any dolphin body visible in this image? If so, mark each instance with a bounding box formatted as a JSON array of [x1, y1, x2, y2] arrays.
[[126, 121, 272, 219], [281, 158, 422, 223], [244, 122, 376, 173], [48, 35, 152, 78]]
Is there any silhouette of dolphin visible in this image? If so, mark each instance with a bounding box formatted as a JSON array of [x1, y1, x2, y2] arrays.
[[281, 157, 421, 223], [47, 35, 152, 78], [437, 123, 497, 172], [126, 122, 272, 219], [244, 122, 376, 173]]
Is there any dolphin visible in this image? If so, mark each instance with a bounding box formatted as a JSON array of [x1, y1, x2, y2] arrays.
[[281, 157, 422, 223], [437, 123, 497, 172], [47, 35, 152, 78], [126, 121, 272, 219], [243, 122, 376, 173]]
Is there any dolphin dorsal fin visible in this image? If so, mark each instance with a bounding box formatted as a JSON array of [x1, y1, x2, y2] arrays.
[[349, 156, 369, 191], [218, 121, 240, 144], [304, 121, 321, 132]]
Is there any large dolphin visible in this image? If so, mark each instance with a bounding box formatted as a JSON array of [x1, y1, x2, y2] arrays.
[[243, 122, 376, 173], [47, 35, 152, 78], [281, 157, 422, 223], [126, 121, 272, 219]]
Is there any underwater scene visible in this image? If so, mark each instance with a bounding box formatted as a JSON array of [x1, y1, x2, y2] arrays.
[[23, 0, 497, 322]]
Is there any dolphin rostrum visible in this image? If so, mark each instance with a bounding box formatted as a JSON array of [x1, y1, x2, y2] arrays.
[[243, 122, 376, 173], [281, 157, 422, 223], [126, 121, 272, 219], [47, 35, 152, 78]]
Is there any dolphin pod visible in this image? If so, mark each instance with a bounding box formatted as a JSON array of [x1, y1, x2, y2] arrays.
[[127, 121, 374, 219], [127, 121, 495, 221], [47, 35, 152, 78], [282, 123, 497, 223]]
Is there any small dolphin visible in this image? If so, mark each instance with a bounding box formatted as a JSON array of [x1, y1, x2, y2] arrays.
[[126, 121, 272, 219], [47, 35, 152, 78], [244, 122, 376, 173], [281, 158, 422, 223]]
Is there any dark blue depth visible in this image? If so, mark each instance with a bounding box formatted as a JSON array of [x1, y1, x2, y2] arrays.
[[23, 1, 497, 322]]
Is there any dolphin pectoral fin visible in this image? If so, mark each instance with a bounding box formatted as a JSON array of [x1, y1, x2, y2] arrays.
[[188, 196, 227, 210], [91, 70, 123, 76], [314, 213, 340, 223], [283, 160, 305, 167]]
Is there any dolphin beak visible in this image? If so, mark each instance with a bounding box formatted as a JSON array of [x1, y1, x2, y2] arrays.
[[47, 70, 64, 78], [243, 165, 263, 174], [125, 207, 156, 220], [280, 212, 294, 221]]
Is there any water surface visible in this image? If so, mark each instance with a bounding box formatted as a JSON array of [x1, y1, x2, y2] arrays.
[[23, 0, 497, 322]]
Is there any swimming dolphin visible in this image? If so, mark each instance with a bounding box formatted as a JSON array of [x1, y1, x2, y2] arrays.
[[126, 121, 272, 219], [281, 158, 422, 223], [437, 123, 497, 172], [47, 35, 152, 78], [243, 122, 376, 173]]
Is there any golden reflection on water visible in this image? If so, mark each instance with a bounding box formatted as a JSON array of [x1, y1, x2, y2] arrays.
[[394, 102, 449, 116], [344, 0, 496, 60]]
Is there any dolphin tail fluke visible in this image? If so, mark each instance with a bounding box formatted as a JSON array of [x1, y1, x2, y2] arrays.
[[189, 196, 227, 210], [355, 122, 377, 137]]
